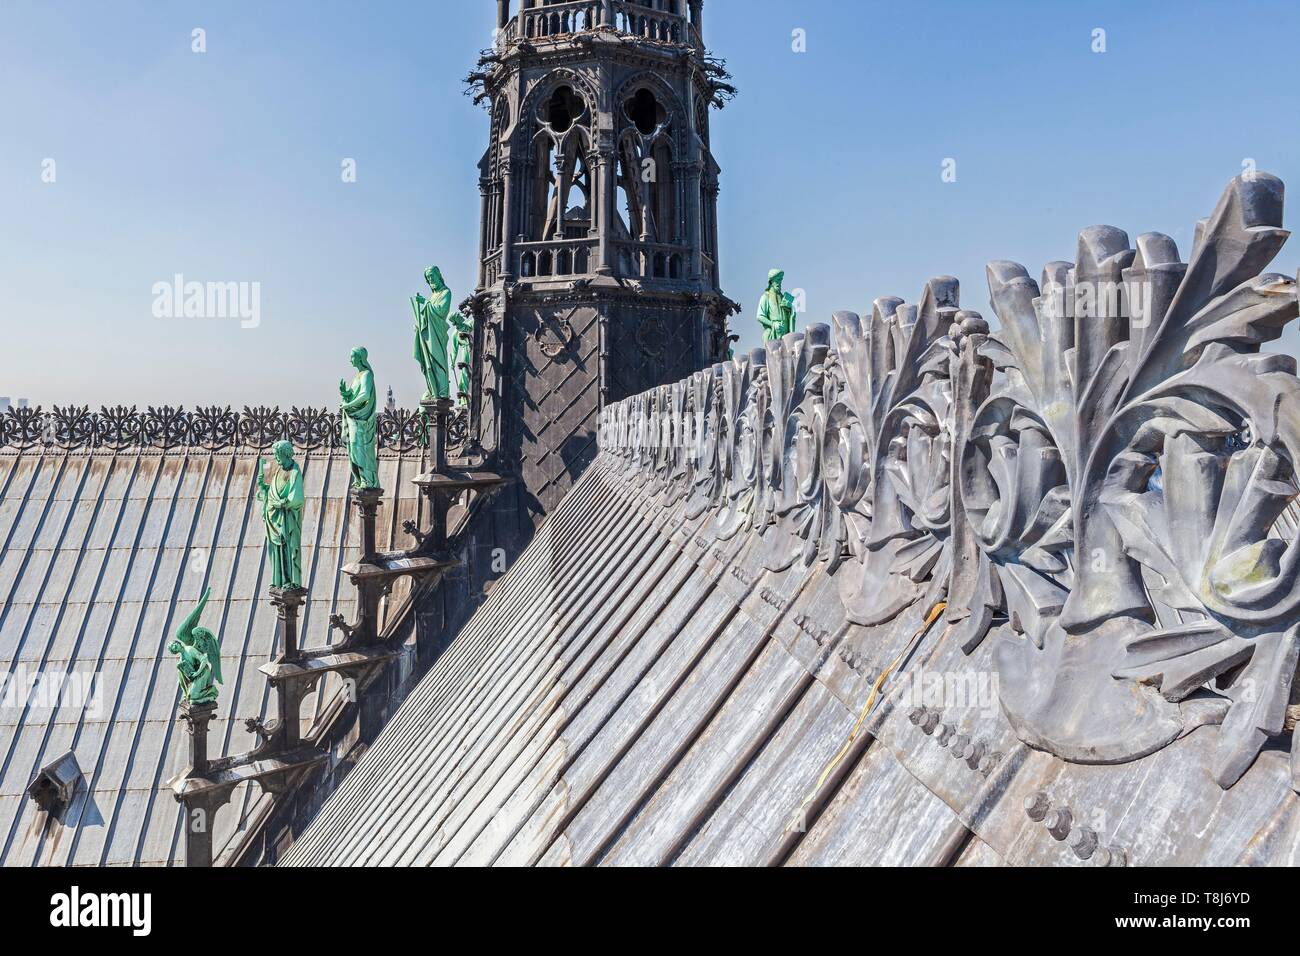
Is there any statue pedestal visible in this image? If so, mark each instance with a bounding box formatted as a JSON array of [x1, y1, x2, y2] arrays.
[[421, 397, 454, 473], [412, 396, 504, 555], [270, 586, 309, 663], [269, 586, 310, 748], [179, 700, 218, 778], [350, 486, 385, 564], [175, 699, 220, 868]]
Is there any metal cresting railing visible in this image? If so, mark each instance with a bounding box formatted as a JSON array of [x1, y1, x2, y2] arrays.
[[0, 404, 470, 453], [600, 172, 1300, 796]]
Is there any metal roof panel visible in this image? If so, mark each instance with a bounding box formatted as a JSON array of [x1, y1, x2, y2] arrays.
[[0, 447, 426, 865]]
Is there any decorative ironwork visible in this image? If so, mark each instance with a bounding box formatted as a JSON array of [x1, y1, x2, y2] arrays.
[[1, 404, 462, 453], [1, 405, 45, 450], [378, 407, 426, 452], [533, 313, 577, 358], [634, 314, 669, 360], [189, 406, 240, 450], [51, 406, 96, 448], [284, 406, 341, 450], [142, 406, 190, 449], [237, 405, 288, 449], [447, 405, 469, 448]]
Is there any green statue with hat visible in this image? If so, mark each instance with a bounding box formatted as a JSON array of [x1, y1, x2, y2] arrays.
[[757, 268, 797, 342]]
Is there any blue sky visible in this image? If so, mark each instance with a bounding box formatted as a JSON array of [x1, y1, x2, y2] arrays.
[[2, 0, 1299, 409]]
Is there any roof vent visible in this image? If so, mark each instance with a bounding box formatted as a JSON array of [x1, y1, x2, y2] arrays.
[[26, 751, 83, 818]]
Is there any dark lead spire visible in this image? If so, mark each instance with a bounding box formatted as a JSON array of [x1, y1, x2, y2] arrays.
[[465, 0, 737, 516]]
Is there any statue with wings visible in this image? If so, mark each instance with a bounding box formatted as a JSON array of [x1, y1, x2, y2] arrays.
[[168, 587, 223, 705]]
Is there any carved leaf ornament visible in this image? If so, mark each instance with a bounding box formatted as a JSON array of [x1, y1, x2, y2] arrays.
[[600, 174, 1300, 791]]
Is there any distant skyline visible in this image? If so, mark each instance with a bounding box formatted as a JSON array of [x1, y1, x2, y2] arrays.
[[3, 0, 1300, 409]]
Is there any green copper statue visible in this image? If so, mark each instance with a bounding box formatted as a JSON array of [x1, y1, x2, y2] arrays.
[[257, 440, 305, 589], [339, 346, 378, 489], [169, 587, 223, 705], [757, 268, 797, 342], [449, 310, 473, 406], [413, 266, 453, 401]]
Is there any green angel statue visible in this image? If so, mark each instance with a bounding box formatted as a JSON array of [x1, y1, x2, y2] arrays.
[[449, 310, 473, 406], [757, 268, 797, 342], [168, 587, 223, 705], [339, 346, 378, 489], [257, 440, 305, 589], [413, 266, 453, 401]]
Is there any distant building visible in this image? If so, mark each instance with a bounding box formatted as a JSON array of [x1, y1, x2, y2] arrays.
[[0, 397, 29, 412]]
